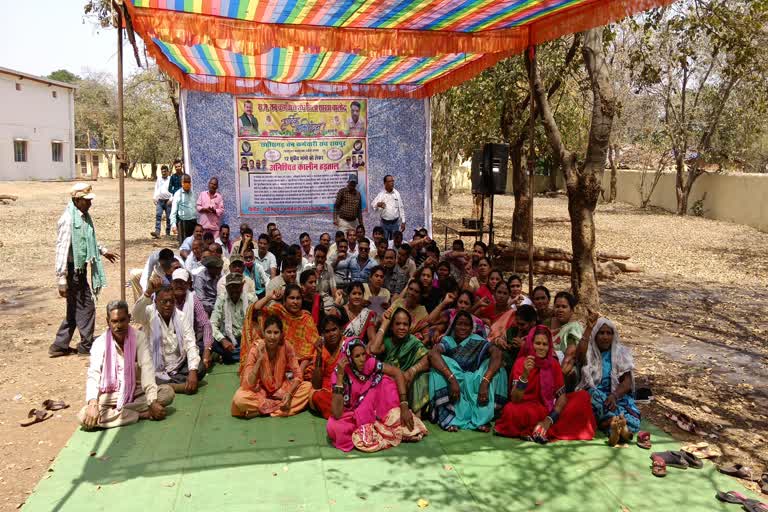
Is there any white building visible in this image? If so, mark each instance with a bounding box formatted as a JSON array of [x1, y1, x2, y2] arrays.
[[0, 66, 76, 181]]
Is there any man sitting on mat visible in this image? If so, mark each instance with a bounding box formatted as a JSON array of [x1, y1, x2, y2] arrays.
[[79, 300, 174, 430], [133, 276, 206, 395]]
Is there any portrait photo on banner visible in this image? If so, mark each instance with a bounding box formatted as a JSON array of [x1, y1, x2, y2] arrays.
[[234, 97, 368, 217]]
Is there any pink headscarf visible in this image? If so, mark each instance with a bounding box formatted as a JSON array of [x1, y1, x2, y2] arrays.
[[100, 327, 137, 411], [518, 325, 557, 409], [330, 337, 383, 408]]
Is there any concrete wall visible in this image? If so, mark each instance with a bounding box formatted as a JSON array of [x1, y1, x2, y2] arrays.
[[602, 169, 768, 232], [74, 150, 155, 180], [182, 91, 431, 242], [0, 71, 75, 181]]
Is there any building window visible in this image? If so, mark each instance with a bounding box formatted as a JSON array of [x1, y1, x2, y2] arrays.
[[13, 141, 27, 162], [92, 155, 100, 168], [15, 83, 22, 91], [52, 90, 58, 99], [80, 156, 88, 175], [52, 142, 63, 162]]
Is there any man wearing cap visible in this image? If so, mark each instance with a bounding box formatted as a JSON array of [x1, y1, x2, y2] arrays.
[[133, 275, 205, 394], [210, 273, 256, 364], [333, 174, 363, 232], [373, 175, 406, 240], [171, 268, 214, 370], [193, 254, 224, 317], [218, 253, 259, 298], [50, 183, 119, 358]]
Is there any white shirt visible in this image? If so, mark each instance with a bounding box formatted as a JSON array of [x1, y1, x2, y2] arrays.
[[185, 253, 202, 273], [373, 188, 406, 223], [153, 175, 172, 201], [132, 296, 201, 373], [85, 329, 158, 404], [255, 251, 277, 275]]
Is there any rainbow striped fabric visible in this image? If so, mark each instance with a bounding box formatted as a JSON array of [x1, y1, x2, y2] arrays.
[[126, 0, 673, 97]]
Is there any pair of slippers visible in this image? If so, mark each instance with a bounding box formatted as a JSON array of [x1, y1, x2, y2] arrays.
[[719, 467, 768, 495], [19, 400, 70, 427], [650, 450, 703, 477], [716, 491, 768, 512]]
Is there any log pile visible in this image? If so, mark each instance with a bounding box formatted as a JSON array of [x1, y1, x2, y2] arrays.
[[491, 242, 642, 280]]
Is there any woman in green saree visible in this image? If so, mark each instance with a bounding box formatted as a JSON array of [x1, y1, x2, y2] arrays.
[[368, 308, 430, 413]]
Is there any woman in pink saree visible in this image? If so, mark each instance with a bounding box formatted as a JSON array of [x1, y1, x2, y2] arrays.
[[327, 338, 428, 452]]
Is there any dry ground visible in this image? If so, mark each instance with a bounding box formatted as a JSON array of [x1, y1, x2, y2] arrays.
[[0, 181, 766, 510]]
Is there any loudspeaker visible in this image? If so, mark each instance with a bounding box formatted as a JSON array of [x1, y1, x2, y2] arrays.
[[483, 143, 509, 194], [470, 149, 487, 194]]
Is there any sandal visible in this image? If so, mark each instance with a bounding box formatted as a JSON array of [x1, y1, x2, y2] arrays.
[[680, 450, 704, 469], [651, 451, 689, 469], [445, 426, 459, 433], [476, 424, 491, 433], [718, 464, 756, 481], [637, 431, 652, 449], [743, 499, 768, 512], [760, 473, 768, 495], [42, 399, 70, 411], [19, 409, 52, 427], [651, 454, 667, 477], [716, 491, 751, 504]]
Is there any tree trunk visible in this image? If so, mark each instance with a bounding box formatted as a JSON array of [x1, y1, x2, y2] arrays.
[[548, 162, 558, 191], [674, 154, 689, 215], [510, 142, 530, 242], [530, 29, 614, 312], [151, 161, 158, 180], [608, 144, 618, 202], [437, 154, 452, 204]]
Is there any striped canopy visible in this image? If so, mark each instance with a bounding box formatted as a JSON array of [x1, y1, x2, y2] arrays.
[[126, 0, 673, 98]]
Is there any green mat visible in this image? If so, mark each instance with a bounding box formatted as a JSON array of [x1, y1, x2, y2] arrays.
[[23, 367, 759, 512]]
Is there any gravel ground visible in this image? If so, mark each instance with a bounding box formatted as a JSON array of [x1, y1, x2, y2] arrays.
[[0, 181, 766, 510]]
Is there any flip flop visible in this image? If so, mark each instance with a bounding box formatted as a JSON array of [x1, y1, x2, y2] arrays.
[[651, 454, 667, 477], [637, 431, 652, 449], [42, 400, 70, 411], [679, 450, 704, 469], [760, 473, 768, 495], [716, 491, 750, 504], [651, 451, 689, 469], [718, 464, 756, 481], [19, 409, 52, 427], [742, 499, 768, 512]]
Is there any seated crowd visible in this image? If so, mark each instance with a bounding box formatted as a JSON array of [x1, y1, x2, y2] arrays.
[[82, 223, 641, 452]]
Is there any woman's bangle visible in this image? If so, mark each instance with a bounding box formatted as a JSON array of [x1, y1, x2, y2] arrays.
[[514, 379, 527, 390], [447, 373, 456, 381], [399, 400, 408, 406], [482, 376, 491, 384], [546, 410, 560, 424]]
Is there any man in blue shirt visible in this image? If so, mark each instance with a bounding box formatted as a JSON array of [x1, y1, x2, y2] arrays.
[[341, 239, 376, 283]]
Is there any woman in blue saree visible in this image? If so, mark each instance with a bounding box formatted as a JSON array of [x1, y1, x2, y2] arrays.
[[428, 311, 507, 432]]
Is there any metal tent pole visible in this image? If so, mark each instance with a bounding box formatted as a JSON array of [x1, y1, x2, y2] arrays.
[[116, 3, 127, 301], [527, 45, 536, 296]]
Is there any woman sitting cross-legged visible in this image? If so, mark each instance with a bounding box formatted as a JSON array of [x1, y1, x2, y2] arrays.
[[230, 315, 312, 418], [368, 307, 431, 413], [327, 338, 428, 452], [428, 311, 508, 432], [578, 317, 640, 446], [494, 326, 596, 442], [308, 315, 345, 418]]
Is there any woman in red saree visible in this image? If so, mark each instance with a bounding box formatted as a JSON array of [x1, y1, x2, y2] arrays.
[[309, 316, 344, 418], [494, 325, 596, 442], [231, 315, 311, 418]]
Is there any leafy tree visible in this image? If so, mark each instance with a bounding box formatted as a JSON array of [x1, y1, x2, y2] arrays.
[[47, 69, 81, 84], [628, 0, 768, 214]]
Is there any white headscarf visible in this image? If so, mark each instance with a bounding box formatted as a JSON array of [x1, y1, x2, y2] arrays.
[[578, 317, 635, 393]]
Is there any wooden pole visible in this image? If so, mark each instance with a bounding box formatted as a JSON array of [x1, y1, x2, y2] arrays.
[[116, 3, 127, 301], [527, 45, 536, 296]]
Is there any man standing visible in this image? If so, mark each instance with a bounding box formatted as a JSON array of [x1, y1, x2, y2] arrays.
[[50, 183, 118, 357], [373, 175, 406, 240], [171, 174, 197, 243], [196, 177, 224, 238], [151, 165, 173, 239], [79, 300, 174, 430], [333, 174, 363, 232], [168, 159, 184, 195]]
